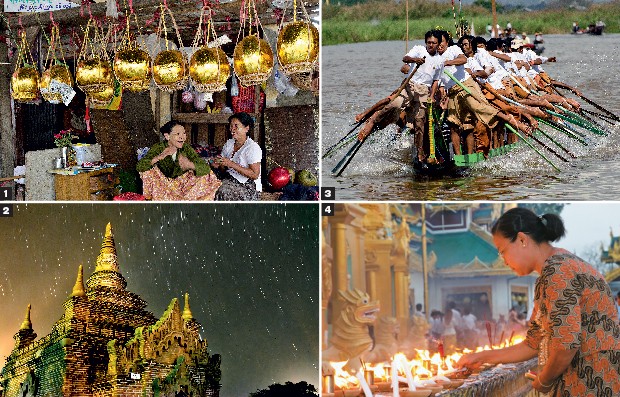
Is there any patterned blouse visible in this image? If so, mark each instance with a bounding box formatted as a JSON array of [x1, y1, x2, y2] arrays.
[[525, 249, 620, 396]]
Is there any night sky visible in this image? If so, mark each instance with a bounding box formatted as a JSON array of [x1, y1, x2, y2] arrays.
[[0, 204, 319, 397]]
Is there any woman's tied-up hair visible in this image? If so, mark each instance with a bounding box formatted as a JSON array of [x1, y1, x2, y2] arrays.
[[491, 207, 565, 244]]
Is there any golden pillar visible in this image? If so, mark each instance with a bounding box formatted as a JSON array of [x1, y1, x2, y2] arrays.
[[422, 205, 430, 321], [347, 205, 368, 290], [393, 261, 408, 319], [393, 257, 410, 343], [365, 263, 378, 304], [361, 204, 394, 316], [329, 204, 366, 321], [321, 217, 333, 350], [391, 215, 411, 342], [331, 209, 349, 295], [364, 238, 393, 318]]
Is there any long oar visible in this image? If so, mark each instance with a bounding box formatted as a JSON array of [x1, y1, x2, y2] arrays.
[[505, 124, 561, 171], [528, 131, 569, 162], [552, 83, 620, 122], [552, 103, 608, 135], [331, 64, 422, 176], [547, 82, 600, 130], [444, 70, 560, 171], [324, 98, 397, 159], [323, 133, 360, 159], [536, 127, 577, 158], [325, 64, 422, 160], [331, 139, 366, 177], [546, 108, 607, 136], [571, 106, 610, 132], [518, 78, 609, 136], [323, 121, 365, 159], [540, 83, 610, 133], [356, 62, 422, 125], [535, 116, 586, 145], [544, 118, 589, 144], [581, 108, 617, 125], [510, 75, 595, 128]]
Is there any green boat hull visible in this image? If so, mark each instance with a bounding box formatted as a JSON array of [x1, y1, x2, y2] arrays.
[[452, 142, 517, 167]]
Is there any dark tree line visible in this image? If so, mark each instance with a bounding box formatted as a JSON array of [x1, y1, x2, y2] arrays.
[[249, 381, 318, 397]]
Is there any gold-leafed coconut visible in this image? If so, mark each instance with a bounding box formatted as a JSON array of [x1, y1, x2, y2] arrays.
[[277, 21, 319, 75], [233, 35, 273, 87], [152, 49, 188, 92], [76, 58, 113, 94], [11, 66, 40, 102], [39, 64, 73, 104], [189, 46, 230, 93], [114, 48, 152, 92]]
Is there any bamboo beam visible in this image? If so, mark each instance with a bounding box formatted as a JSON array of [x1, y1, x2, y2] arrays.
[[15, 0, 319, 29], [0, 175, 24, 182]]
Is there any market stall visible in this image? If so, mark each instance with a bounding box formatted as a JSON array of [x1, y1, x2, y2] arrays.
[[0, 0, 319, 200]]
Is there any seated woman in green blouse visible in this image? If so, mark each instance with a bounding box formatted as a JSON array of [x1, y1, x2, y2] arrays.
[[137, 121, 221, 200]]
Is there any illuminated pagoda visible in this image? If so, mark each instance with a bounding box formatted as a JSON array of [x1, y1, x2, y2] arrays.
[[0, 223, 221, 397]]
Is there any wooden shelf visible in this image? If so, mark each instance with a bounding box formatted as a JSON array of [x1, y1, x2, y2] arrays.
[[172, 112, 232, 124], [171, 112, 260, 124]]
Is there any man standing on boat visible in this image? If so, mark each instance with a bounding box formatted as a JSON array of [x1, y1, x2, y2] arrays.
[[397, 30, 444, 162]]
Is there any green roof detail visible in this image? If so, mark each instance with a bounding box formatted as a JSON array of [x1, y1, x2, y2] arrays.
[[429, 230, 498, 269]]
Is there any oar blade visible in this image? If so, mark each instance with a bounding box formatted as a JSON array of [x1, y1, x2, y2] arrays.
[[331, 140, 363, 177]]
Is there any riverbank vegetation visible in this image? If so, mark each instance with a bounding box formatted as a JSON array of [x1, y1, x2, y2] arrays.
[[322, 0, 620, 45]]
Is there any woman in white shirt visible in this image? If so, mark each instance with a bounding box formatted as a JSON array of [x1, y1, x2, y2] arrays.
[[214, 112, 263, 201]]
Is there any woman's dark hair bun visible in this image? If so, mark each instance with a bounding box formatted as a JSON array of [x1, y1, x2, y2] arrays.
[[491, 207, 565, 243]]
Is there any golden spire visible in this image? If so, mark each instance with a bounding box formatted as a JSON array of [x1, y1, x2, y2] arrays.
[[182, 293, 194, 321], [71, 264, 86, 297], [95, 222, 120, 273], [20, 304, 32, 330]]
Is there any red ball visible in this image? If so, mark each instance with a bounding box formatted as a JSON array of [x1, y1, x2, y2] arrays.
[[268, 167, 292, 190]]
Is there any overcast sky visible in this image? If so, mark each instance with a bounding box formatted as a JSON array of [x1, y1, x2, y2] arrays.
[[559, 202, 620, 256]]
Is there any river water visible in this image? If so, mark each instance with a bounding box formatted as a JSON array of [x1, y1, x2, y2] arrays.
[[321, 34, 620, 200]]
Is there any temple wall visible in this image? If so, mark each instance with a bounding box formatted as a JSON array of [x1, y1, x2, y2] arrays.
[[105, 361, 208, 397], [2, 337, 67, 397]]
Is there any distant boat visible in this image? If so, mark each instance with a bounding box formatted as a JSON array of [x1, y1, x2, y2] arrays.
[[588, 21, 605, 35]]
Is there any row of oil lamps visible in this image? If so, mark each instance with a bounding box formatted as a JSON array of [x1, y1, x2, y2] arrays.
[[11, 20, 318, 105]]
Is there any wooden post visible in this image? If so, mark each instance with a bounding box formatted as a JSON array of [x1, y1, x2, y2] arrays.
[[0, 37, 15, 178], [405, 0, 409, 53], [254, 84, 266, 186], [492, 0, 498, 38]]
